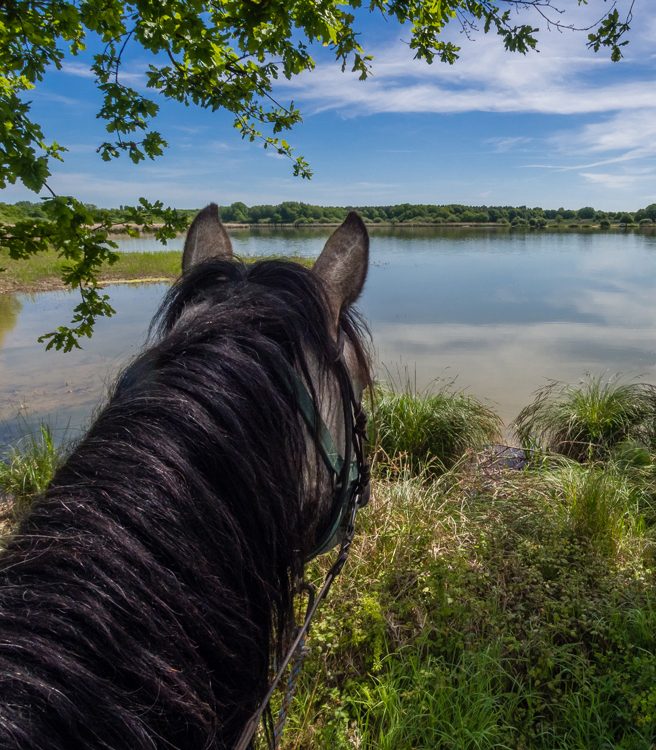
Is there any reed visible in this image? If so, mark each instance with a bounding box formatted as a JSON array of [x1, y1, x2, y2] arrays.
[[370, 384, 502, 476], [514, 375, 656, 461]]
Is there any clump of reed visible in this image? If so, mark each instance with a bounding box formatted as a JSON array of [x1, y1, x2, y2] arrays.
[[514, 375, 656, 461], [369, 384, 502, 477], [0, 425, 61, 523]]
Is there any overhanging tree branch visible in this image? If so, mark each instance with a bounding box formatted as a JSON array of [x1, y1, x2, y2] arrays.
[[0, 0, 637, 349]]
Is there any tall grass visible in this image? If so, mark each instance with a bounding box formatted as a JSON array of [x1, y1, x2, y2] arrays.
[[347, 648, 521, 749], [281, 461, 656, 749], [370, 384, 502, 476], [0, 425, 61, 522], [543, 462, 649, 557], [514, 375, 656, 461]]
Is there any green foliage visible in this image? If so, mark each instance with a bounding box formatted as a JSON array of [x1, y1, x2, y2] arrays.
[[0, 1, 637, 347], [577, 206, 596, 220], [347, 648, 521, 749], [370, 384, 501, 476], [282, 460, 656, 749], [514, 376, 656, 462], [2, 198, 651, 229], [545, 462, 649, 557], [0, 425, 62, 522]]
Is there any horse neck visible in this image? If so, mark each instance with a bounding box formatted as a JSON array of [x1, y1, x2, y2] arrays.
[[0, 328, 309, 748]]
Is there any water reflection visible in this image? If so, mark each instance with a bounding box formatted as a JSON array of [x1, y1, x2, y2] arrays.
[[0, 284, 166, 446], [373, 321, 656, 424], [2, 229, 656, 444], [0, 295, 21, 349]]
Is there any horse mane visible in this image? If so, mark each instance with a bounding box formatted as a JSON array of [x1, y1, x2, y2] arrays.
[[0, 259, 368, 750]]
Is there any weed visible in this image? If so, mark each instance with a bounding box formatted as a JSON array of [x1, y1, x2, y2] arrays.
[[0, 425, 62, 522], [370, 384, 501, 477], [514, 375, 656, 461]]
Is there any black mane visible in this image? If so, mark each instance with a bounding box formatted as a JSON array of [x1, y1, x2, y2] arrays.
[[0, 259, 367, 750]]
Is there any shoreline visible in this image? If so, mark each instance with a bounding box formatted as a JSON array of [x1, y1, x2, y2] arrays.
[[0, 252, 313, 295], [108, 221, 648, 235], [0, 275, 177, 295]]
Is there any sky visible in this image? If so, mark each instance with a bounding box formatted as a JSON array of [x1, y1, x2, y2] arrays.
[[2, 0, 654, 211]]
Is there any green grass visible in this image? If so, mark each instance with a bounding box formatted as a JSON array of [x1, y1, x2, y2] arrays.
[[370, 384, 502, 476], [280, 461, 656, 749], [514, 375, 656, 461], [0, 425, 62, 522], [0, 247, 313, 291], [346, 647, 523, 749]]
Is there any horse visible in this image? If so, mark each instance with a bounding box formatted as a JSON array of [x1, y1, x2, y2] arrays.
[[0, 205, 371, 750]]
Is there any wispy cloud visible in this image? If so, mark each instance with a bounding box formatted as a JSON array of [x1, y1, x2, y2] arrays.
[[579, 169, 656, 191], [487, 136, 533, 153], [539, 106, 656, 192], [61, 60, 146, 87], [60, 62, 96, 80], [277, 20, 648, 118]]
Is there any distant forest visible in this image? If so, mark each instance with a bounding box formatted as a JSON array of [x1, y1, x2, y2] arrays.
[[2, 200, 656, 228]]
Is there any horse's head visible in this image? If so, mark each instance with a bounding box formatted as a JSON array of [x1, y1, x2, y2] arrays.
[[179, 204, 371, 560], [0, 204, 372, 750]]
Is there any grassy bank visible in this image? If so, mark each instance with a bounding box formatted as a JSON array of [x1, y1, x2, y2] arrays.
[[0, 249, 313, 293], [280, 380, 656, 748], [284, 458, 656, 749], [3, 379, 656, 747]]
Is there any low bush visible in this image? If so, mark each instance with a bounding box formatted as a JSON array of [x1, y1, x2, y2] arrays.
[[514, 376, 656, 461], [370, 385, 501, 476]]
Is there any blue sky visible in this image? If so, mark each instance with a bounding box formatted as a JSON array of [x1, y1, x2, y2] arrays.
[[3, 0, 654, 211]]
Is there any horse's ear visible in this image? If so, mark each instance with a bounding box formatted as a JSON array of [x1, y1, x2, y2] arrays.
[[182, 203, 233, 271], [312, 212, 369, 328]]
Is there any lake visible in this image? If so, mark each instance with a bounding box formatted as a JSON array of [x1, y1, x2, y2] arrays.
[[2, 227, 656, 446]]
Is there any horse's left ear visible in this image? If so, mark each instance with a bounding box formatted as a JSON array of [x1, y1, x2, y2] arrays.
[[312, 212, 369, 328], [182, 203, 233, 272]]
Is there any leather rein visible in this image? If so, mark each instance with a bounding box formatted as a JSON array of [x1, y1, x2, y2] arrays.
[[234, 335, 370, 750]]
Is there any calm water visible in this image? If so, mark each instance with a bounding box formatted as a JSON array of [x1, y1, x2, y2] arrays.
[[2, 228, 656, 445]]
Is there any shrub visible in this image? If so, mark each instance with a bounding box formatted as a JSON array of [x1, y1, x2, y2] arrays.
[[513, 376, 656, 461], [370, 385, 501, 476]]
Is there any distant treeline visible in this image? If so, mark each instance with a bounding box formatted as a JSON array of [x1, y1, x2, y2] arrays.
[[2, 200, 656, 228]]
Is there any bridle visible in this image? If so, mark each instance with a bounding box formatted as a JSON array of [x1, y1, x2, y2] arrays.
[[234, 331, 370, 750]]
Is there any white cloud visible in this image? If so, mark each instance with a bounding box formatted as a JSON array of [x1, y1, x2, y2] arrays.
[[275, 13, 650, 118], [554, 110, 656, 156], [579, 170, 656, 191], [486, 136, 533, 153], [61, 60, 146, 87]]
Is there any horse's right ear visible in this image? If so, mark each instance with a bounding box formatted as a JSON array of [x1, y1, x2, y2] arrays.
[[182, 203, 233, 271]]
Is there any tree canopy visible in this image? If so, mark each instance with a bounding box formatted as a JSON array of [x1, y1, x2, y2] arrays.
[[0, 0, 636, 349]]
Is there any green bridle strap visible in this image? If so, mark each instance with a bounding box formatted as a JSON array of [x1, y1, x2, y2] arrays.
[[284, 368, 360, 559], [285, 369, 345, 477]]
